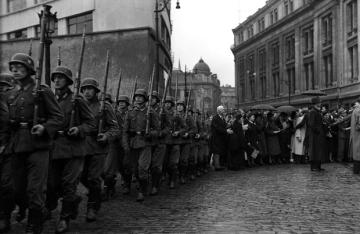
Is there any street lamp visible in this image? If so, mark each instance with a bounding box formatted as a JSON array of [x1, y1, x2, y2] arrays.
[[154, 0, 180, 92], [38, 4, 57, 86]]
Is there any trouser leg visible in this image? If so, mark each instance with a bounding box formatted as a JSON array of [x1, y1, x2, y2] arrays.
[[151, 144, 166, 190], [0, 154, 14, 227]]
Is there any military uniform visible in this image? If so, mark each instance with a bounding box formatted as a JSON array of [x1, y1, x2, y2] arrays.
[[163, 96, 186, 188], [187, 109, 199, 180], [103, 95, 130, 197], [6, 53, 64, 233], [80, 78, 119, 221], [0, 73, 15, 232], [122, 89, 159, 201], [149, 91, 168, 195], [47, 66, 96, 233]]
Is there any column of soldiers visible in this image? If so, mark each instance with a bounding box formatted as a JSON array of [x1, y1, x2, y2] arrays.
[[0, 52, 212, 234]]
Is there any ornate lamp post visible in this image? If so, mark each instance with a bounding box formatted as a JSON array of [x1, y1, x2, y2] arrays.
[[38, 4, 57, 86], [154, 0, 180, 92]]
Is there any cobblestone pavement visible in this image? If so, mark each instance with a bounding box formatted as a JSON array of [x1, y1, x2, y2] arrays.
[[8, 163, 360, 233]]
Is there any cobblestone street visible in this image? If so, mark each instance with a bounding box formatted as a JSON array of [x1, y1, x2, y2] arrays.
[[9, 163, 360, 233]]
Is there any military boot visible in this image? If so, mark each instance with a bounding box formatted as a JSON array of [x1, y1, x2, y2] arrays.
[[25, 209, 43, 234], [56, 200, 74, 234], [70, 196, 82, 220], [122, 174, 132, 195], [169, 170, 177, 189], [150, 173, 160, 196], [0, 213, 11, 233], [16, 206, 26, 223], [136, 179, 148, 202], [85, 203, 97, 223]]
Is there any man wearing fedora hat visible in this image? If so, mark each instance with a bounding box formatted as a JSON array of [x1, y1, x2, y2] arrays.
[[48, 66, 96, 233], [307, 96, 326, 171]]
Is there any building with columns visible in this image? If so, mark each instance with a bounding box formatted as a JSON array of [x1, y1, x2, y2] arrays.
[[232, 0, 360, 109], [0, 0, 176, 96], [170, 58, 222, 114]]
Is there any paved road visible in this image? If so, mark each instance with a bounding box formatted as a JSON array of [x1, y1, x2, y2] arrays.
[[9, 163, 360, 233]]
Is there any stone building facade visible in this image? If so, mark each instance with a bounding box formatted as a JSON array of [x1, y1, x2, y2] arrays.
[[0, 0, 175, 95], [220, 85, 237, 111], [170, 58, 222, 114], [232, 0, 360, 109]]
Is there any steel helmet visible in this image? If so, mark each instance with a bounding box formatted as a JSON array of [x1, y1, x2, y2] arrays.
[[80, 78, 100, 93], [9, 53, 35, 75], [51, 66, 73, 85]]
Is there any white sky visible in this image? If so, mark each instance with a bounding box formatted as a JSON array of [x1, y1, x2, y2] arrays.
[[171, 0, 267, 87]]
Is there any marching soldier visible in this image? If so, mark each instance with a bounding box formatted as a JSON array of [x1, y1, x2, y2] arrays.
[[47, 66, 96, 233], [149, 91, 167, 195], [194, 109, 204, 176], [7, 53, 64, 233], [0, 74, 15, 233], [103, 95, 130, 197], [80, 78, 119, 222], [163, 96, 185, 189], [122, 89, 159, 202], [187, 108, 199, 180], [176, 100, 192, 184]]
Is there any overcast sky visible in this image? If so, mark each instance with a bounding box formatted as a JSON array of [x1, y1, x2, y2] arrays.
[[171, 0, 267, 87]]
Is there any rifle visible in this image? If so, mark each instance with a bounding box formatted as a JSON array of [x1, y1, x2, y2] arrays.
[[28, 39, 33, 56], [159, 73, 170, 128], [57, 46, 61, 66], [69, 29, 86, 128], [173, 72, 179, 117], [184, 79, 192, 120], [33, 8, 47, 126], [145, 65, 156, 135], [114, 70, 123, 111], [131, 76, 138, 105], [98, 50, 111, 134]]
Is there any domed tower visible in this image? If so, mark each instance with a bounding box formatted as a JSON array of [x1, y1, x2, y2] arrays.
[[193, 58, 211, 76]]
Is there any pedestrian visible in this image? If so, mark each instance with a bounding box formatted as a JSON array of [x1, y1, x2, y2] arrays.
[[122, 89, 159, 202], [307, 97, 326, 171], [265, 112, 281, 164], [349, 98, 360, 174], [80, 78, 119, 222], [48, 66, 96, 233], [292, 109, 307, 163], [0, 73, 15, 233], [210, 105, 233, 171], [7, 53, 64, 233]]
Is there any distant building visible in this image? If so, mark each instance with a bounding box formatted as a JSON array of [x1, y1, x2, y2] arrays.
[[0, 0, 175, 95], [220, 85, 237, 111], [232, 0, 360, 109], [171, 58, 222, 114]]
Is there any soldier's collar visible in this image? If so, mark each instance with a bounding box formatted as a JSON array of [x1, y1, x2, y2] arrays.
[[19, 77, 34, 91]]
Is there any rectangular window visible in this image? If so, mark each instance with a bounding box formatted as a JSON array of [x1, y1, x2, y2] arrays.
[[287, 67, 296, 94], [7, 0, 26, 13], [303, 26, 314, 55], [304, 62, 314, 90], [7, 28, 27, 40], [250, 78, 256, 100], [67, 12, 93, 34], [284, 0, 289, 16], [289, 0, 294, 12], [322, 14, 332, 46], [285, 34, 295, 61], [258, 18, 265, 32], [240, 82, 245, 102], [324, 54, 333, 87], [259, 49, 266, 99], [272, 42, 280, 67], [274, 9, 278, 22], [347, 0, 358, 36], [240, 31, 244, 42], [273, 72, 280, 97], [349, 45, 359, 82]]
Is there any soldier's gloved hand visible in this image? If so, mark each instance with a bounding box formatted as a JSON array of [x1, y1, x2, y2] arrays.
[[68, 127, 80, 136], [97, 133, 108, 143], [195, 133, 201, 139], [31, 124, 45, 136], [183, 132, 189, 138], [0, 145, 5, 155], [172, 131, 179, 137]]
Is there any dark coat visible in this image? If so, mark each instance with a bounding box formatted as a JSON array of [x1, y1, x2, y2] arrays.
[[5, 78, 64, 154], [265, 120, 281, 156], [210, 114, 228, 155], [307, 108, 326, 161], [51, 88, 96, 159]]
